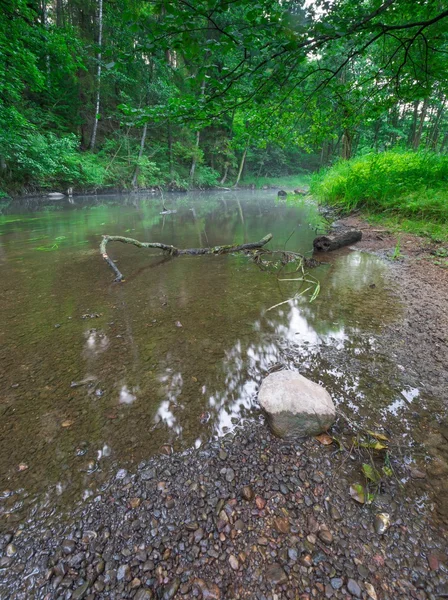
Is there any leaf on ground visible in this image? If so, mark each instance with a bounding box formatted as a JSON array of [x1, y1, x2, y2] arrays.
[[366, 430, 389, 441], [18, 463, 28, 471], [62, 419, 74, 428], [362, 463, 381, 483], [355, 437, 388, 451], [349, 483, 365, 504], [315, 433, 333, 445]]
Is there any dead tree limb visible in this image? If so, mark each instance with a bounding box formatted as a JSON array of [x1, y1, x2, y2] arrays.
[[100, 233, 273, 281], [313, 230, 362, 252]]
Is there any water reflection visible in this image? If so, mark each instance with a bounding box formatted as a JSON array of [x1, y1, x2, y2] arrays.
[[0, 190, 441, 525]]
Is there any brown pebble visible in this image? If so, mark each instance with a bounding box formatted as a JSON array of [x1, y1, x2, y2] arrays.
[[318, 529, 333, 545], [274, 517, 290, 534], [428, 555, 439, 570], [241, 486, 254, 501], [255, 496, 266, 510]]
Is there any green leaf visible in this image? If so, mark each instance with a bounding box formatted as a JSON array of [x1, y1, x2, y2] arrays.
[[362, 463, 381, 483]]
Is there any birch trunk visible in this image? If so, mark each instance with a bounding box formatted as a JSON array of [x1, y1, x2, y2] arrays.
[[234, 137, 250, 186], [90, 0, 103, 150]]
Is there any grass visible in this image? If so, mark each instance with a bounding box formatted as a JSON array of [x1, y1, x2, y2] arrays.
[[240, 174, 310, 189], [311, 150, 448, 241]]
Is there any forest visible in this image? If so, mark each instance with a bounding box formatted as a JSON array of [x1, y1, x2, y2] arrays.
[[1, 0, 448, 235]]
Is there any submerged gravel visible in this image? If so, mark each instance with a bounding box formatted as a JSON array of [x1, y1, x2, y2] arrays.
[[1, 420, 447, 600]]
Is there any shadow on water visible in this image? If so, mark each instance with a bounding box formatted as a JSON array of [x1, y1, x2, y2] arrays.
[[0, 191, 445, 525]]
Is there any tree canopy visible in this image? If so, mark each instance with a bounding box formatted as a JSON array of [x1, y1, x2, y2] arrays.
[[1, 0, 447, 194]]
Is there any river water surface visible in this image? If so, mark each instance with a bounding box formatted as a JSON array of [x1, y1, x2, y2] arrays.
[[1, 190, 443, 526]]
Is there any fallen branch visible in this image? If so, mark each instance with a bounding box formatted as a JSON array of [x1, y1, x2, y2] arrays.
[[313, 230, 362, 252], [100, 233, 273, 281]]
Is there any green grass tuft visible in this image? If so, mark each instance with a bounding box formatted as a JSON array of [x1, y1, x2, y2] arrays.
[[311, 150, 448, 240]]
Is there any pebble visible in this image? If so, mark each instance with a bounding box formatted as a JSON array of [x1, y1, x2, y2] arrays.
[[0, 421, 446, 600], [134, 590, 153, 600], [347, 579, 362, 598], [331, 578, 343, 590], [117, 564, 131, 581], [255, 496, 266, 510], [61, 539, 75, 554], [241, 485, 254, 501], [265, 563, 288, 585], [226, 468, 235, 482], [318, 529, 333, 544], [6, 544, 17, 557]]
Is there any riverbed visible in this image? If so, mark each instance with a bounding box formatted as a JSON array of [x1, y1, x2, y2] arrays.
[[0, 191, 447, 598]]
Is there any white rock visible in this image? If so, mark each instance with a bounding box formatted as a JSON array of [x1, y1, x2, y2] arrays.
[[258, 371, 336, 438]]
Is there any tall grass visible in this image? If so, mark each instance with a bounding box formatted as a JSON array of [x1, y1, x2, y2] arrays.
[[311, 151, 448, 226]]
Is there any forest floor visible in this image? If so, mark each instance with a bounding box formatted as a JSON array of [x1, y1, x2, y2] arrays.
[[1, 212, 448, 600]]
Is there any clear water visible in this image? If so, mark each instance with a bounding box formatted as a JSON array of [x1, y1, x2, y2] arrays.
[[0, 190, 442, 524]]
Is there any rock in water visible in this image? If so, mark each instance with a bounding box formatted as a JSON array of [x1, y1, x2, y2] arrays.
[[258, 371, 336, 438]]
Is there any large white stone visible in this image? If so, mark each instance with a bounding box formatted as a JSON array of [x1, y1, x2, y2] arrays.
[[258, 371, 336, 438]]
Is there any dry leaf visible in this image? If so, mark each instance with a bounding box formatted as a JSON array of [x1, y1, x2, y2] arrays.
[[18, 463, 28, 472], [315, 433, 333, 445], [366, 430, 389, 441], [62, 419, 74, 428]]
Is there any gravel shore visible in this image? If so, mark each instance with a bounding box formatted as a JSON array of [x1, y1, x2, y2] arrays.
[[1, 420, 447, 600]]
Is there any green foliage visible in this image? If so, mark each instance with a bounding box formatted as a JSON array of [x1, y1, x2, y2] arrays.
[[0, 129, 105, 191], [311, 151, 448, 225]]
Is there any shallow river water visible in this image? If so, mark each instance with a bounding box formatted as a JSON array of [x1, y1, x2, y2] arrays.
[[0, 191, 443, 527]]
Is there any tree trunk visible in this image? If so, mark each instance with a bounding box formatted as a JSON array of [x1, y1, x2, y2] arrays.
[[407, 100, 419, 147], [220, 163, 229, 185], [89, 0, 103, 150], [42, 0, 51, 87], [167, 121, 173, 176], [427, 99, 445, 150], [56, 0, 64, 27], [190, 130, 200, 181], [440, 132, 448, 153], [413, 98, 428, 150], [234, 138, 250, 186], [341, 130, 352, 160], [372, 119, 381, 149], [190, 78, 206, 181], [131, 122, 148, 188]]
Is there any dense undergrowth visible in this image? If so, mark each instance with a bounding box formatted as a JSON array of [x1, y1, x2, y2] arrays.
[[311, 151, 448, 240]]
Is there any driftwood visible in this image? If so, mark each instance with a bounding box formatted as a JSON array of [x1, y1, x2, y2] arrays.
[[100, 233, 273, 282], [313, 230, 362, 252]]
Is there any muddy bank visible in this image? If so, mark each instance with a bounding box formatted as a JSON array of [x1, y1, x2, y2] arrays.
[[334, 215, 448, 520], [1, 420, 447, 600]]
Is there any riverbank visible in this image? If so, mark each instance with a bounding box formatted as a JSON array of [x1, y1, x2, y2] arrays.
[[1, 419, 447, 600], [1, 193, 448, 599]]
